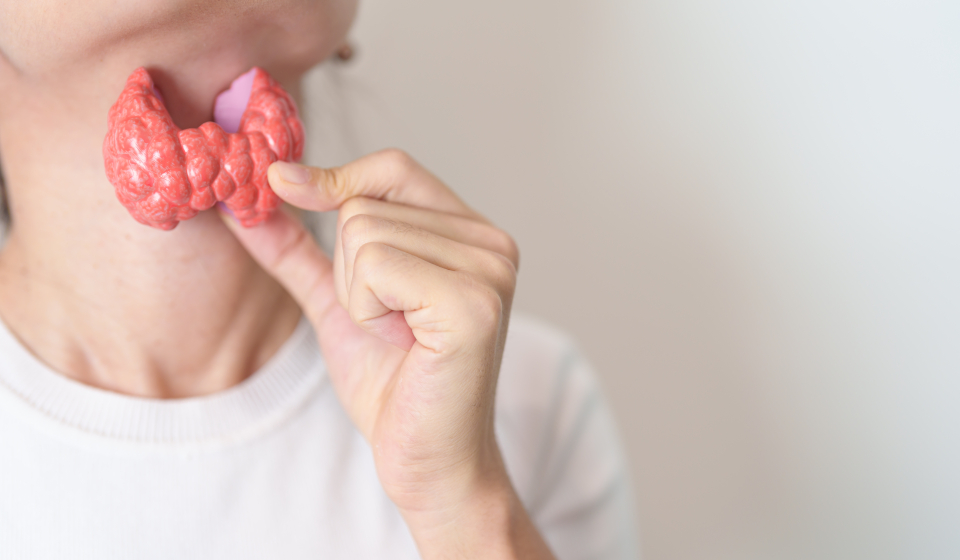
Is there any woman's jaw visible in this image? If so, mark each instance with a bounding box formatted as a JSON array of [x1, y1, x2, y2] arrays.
[[0, 0, 357, 398]]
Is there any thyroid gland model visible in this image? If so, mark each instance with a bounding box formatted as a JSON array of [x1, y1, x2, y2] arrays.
[[103, 67, 305, 230]]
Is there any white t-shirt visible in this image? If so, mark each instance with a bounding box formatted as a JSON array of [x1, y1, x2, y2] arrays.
[[0, 313, 639, 559]]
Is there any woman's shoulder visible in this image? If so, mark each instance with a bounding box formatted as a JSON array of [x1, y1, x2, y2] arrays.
[[495, 312, 640, 559], [495, 311, 607, 493], [497, 312, 595, 413]]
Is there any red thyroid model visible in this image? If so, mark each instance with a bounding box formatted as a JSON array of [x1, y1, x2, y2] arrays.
[[103, 67, 304, 230]]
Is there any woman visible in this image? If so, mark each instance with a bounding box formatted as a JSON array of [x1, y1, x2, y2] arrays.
[[0, 0, 638, 558]]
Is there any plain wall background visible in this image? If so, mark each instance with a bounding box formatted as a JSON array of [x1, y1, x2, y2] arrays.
[[303, 1, 960, 558]]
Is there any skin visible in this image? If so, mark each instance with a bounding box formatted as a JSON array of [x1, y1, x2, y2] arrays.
[[0, 1, 555, 558]]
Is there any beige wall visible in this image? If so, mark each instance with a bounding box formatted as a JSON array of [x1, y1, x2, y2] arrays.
[[303, 1, 960, 558]]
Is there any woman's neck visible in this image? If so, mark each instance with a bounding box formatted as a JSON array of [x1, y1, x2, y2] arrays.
[[0, 60, 303, 399]]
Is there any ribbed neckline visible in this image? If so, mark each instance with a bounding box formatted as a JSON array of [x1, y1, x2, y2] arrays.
[[0, 315, 325, 446]]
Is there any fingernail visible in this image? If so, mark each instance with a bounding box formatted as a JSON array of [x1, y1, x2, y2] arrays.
[[274, 161, 310, 185]]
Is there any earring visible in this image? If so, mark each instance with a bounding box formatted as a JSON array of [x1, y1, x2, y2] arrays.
[[334, 42, 355, 63]]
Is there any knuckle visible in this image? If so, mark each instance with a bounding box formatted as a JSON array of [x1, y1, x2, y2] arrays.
[[352, 241, 393, 276], [377, 148, 418, 179], [337, 196, 364, 222], [483, 251, 518, 295], [457, 274, 504, 331], [378, 147, 415, 168], [473, 289, 505, 331], [340, 213, 378, 247], [346, 294, 367, 323], [318, 166, 352, 200], [488, 227, 520, 269], [346, 301, 370, 329], [336, 196, 370, 235]]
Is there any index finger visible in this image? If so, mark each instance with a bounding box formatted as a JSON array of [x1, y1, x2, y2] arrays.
[[267, 148, 483, 220]]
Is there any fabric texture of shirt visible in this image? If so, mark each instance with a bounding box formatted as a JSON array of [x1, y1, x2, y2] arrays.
[[0, 312, 639, 559]]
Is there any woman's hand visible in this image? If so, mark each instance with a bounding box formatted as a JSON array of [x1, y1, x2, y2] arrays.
[[219, 149, 555, 560]]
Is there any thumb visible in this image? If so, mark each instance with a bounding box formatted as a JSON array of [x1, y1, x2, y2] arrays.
[[266, 149, 478, 217], [217, 204, 338, 329]]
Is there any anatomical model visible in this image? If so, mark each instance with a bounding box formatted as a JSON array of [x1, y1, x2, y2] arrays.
[[103, 67, 305, 230]]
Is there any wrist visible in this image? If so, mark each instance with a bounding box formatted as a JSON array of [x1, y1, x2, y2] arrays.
[[399, 463, 555, 560]]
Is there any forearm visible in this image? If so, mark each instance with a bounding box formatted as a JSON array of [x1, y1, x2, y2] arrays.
[[402, 473, 556, 560]]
